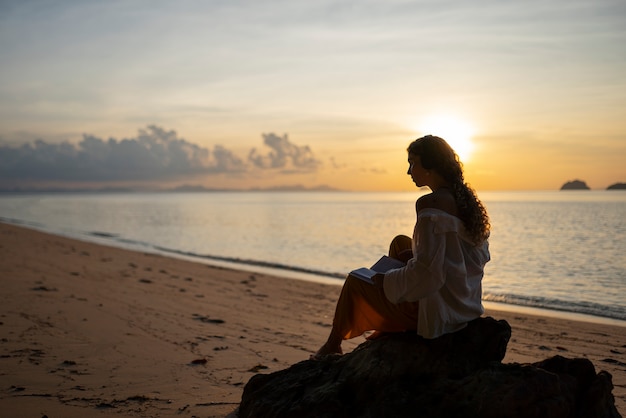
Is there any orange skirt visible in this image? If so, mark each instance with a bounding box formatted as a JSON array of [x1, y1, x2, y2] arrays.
[[333, 235, 419, 340]]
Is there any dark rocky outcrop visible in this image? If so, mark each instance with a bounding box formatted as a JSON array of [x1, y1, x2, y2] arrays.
[[607, 183, 626, 190], [239, 317, 621, 418], [560, 180, 590, 190]]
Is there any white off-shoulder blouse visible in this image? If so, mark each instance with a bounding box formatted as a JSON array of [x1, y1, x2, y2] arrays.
[[383, 208, 490, 339]]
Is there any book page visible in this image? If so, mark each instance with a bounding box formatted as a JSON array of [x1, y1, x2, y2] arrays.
[[369, 255, 405, 273], [349, 256, 405, 284]]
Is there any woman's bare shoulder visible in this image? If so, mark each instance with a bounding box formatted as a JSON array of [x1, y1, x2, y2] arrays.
[[417, 189, 458, 216]]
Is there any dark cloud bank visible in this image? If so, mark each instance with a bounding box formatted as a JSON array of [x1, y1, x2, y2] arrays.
[[0, 126, 322, 187]]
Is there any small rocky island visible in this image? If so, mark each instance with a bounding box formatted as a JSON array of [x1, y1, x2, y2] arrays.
[[560, 179, 590, 190], [607, 183, 626, 190], [559, 180, 626, 190]]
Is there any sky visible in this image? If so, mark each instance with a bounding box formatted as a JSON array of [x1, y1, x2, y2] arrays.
[[0, 0, 625, 191]]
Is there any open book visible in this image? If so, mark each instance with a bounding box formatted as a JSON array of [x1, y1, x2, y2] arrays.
[[349, 255, 405, 284]]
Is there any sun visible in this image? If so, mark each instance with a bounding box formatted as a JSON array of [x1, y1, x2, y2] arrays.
[[414, 115, 475, 163]]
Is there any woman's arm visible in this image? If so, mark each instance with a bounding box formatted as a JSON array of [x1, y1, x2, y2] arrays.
[[383, 212, 460, 303]]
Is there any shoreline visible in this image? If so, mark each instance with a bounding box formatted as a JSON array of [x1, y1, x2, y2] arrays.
[[2, 218, 626, 326], [1, 221, 625, 417]]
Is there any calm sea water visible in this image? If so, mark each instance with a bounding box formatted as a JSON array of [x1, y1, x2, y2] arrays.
[[1, 191, 625, 322]]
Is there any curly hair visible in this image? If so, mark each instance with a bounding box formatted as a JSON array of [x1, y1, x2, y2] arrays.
[[407, 135, 490, 245]]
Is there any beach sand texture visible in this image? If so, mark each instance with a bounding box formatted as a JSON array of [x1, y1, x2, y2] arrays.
[[1, 222, 624, 417]]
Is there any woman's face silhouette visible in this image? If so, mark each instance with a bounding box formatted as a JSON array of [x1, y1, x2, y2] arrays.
[[407, 153, 429, 188]]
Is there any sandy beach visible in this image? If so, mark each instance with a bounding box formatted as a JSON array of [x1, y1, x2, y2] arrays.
[[1, 221, 624, 417]]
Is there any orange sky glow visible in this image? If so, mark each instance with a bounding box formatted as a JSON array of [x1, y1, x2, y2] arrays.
[[1, 1, 624, 192]]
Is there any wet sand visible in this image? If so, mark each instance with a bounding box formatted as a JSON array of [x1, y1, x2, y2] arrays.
[[1, 222, 624, 417]]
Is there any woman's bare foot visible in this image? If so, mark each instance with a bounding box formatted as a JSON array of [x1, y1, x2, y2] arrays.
[[366, 330, 390, 340], [310, 342, 342, 360]]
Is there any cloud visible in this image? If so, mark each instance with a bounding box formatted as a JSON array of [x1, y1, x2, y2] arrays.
[[248, 133, 322, 173], [0, 125, 245, 182], [0, 126, 321, 184]]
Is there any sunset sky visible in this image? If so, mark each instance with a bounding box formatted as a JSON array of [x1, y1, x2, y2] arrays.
[[1, 0, 625, 191]]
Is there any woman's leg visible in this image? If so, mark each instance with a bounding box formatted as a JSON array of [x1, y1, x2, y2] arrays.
[[314, 235, 417, 357], [389, 234, 412, 261], [314, 276, 419, 356]]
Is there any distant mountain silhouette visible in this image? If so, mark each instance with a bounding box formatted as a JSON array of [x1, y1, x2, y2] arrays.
[[169, 184, 341, 192], [560, 180, 590, 190], [0, 184, 342, 193]]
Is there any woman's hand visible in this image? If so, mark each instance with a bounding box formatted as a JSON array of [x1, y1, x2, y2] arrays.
[[372, 273, 385, 289]]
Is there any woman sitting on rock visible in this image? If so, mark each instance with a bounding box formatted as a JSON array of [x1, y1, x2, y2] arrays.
[[313, 135, 491, 358]]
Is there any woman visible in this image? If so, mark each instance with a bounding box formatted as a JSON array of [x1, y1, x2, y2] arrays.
[[313, 135, 490, 358]]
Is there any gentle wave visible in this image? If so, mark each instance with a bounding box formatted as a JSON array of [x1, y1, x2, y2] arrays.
[[152, 244, 346, 279], [482, 293, 626, 321], [84, 228, 347, 279]]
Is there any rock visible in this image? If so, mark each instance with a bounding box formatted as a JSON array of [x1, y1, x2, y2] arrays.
[[239, 317, 621, 418], [607, 183, 626, 190], [560, 180, 590, 190]]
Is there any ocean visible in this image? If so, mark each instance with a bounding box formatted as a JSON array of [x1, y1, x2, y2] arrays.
[[1, 190, 625, 323]]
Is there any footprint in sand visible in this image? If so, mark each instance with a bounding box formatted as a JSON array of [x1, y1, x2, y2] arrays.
[[248, 364, 268, 373], [192, 314, 225, 324], [31, 285, 57, 291], [602, 358, 626, 367]]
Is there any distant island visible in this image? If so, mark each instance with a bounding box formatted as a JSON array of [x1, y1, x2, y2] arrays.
[[607, 182, 626, 190], [559, 180, 626, 191], [560, 180, 590, 190]]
